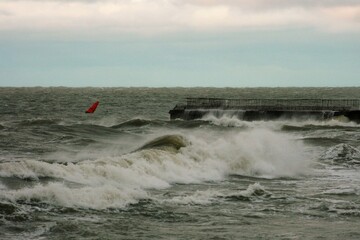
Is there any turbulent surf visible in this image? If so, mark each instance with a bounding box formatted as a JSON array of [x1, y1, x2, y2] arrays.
[[0, 87, 360, 239]]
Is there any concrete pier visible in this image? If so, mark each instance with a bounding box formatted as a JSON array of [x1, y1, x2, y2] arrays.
[[169, 98, 360, 122]]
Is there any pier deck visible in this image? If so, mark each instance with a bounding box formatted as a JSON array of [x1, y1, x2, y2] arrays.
[[169, 98, 360, 122]]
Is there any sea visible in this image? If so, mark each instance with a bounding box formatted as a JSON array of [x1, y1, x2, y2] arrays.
[[0, 87, 360, 240]]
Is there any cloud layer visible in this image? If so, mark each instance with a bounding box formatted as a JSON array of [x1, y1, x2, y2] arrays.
[[0, 0, 359, 34]]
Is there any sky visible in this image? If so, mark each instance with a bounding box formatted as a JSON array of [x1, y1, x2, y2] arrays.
[[0, 0, 359, 87]]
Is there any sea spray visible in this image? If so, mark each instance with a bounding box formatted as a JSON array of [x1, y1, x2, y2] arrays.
[[0, 128, 311, 209], [183, 128, 311, 178], [203, 114, 359, 129]]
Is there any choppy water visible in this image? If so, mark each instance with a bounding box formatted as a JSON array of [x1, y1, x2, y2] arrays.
[[0, 87, 360, 239]]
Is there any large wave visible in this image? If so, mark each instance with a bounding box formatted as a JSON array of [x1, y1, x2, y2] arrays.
[[0, 127, 311, 210]]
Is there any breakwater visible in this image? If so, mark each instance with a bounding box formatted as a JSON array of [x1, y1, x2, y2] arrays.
[[169, 98, 360, 122]]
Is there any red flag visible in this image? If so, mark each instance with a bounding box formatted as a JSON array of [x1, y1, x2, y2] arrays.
[[85, 101, 99, 113]]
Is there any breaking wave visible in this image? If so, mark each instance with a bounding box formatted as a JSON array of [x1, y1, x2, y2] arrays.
[[136, 134, 188, 152], [0, 128, 311, 210], [202, 114, 359, 130]]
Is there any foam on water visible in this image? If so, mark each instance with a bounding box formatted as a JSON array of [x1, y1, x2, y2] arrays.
[[4, 182, 147, 209], [236, 182, 270, 197], [183, 128, 311, 178], [203, 114, 283, 130], [321, 144, 360, 166], [156, 183, 269, 205], [0, 127, 311, 209], [203, 114, 359, 129]]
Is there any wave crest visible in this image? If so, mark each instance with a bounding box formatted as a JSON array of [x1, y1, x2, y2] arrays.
[[0, 129, 310, 209], [136, 134, 188, 152]]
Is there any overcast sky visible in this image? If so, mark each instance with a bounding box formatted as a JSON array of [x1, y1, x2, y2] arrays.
[[1, 0, 359, 87]]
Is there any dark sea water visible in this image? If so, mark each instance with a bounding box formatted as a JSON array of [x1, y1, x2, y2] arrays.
[[0, 87, 360, 239]]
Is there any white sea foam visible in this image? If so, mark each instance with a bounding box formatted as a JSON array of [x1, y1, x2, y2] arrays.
[[156, 183, 269, 205], [4, 182, 146, 209], [320, 144, 360, 166], [0, 127, 311, 209], [322, 144, 360, 159], [203, 114, 359, 129], [203, 114, 284, 130], [237, 182, 269, 197], [183, 128, 311, 178]]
